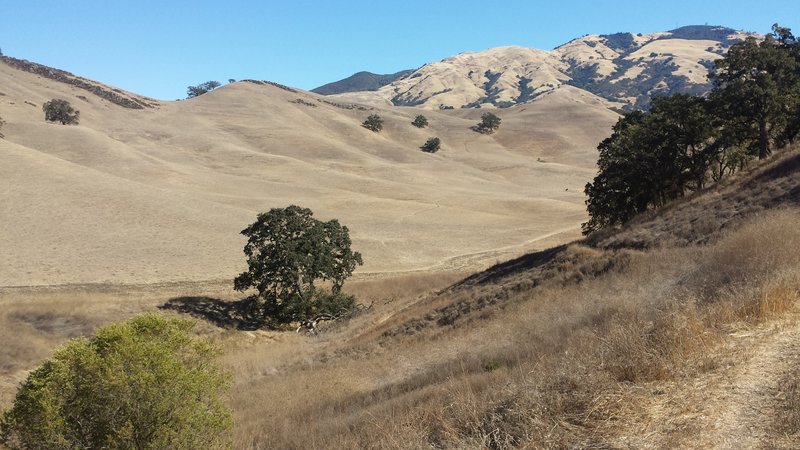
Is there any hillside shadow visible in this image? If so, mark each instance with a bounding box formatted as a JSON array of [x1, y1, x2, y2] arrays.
[[751, 152, 800, 183], [450, 244, 568, 289], [159, 296, 263, 330]]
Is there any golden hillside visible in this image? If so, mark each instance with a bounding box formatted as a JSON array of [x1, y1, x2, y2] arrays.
[[0, 57, 618, 287]]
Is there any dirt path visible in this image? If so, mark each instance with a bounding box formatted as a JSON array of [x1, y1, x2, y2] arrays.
[[709, 321, 800, 449], [608, 316, 800, 449]]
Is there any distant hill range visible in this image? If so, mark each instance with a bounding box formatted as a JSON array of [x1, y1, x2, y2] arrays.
[[311, 70, 413, 95], [315, 25, 758, 110]]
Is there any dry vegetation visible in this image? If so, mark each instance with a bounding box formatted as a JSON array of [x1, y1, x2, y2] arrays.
[[2, 147, 799, 448], [212, 206, 800, 449]]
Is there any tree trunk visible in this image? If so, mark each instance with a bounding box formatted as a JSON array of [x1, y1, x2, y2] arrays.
[[758, 118, 770, 159]]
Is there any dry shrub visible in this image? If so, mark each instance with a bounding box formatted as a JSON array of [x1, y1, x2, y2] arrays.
[[694, 209, 800, 295], [757, 275, 800, 320]]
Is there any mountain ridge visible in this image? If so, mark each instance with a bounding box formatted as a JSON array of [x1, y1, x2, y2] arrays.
[[311, 70, 413, 95], [319, 25, 759, 110]]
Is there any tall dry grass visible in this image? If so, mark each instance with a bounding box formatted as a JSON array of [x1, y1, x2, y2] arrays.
[[226, 208, 800, 448]]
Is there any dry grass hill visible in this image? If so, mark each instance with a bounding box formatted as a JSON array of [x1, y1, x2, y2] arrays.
[[2, 141, 798, 448], [0, 56, 617, 287], [328, 25, 758, 110]]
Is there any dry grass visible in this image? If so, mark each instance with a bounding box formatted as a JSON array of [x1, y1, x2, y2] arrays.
[[202, 207, 800, 449], [1, 212, 798, 448]]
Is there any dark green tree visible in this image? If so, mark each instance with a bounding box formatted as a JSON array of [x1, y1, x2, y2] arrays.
[[710, 34, 799, 158], [234, 205, 363, 325], [187, 80, 222, 98], [42, 99, 80, 125], [583, 95, 715, 234], [362, 114, 383, 132], [420, 137, 441, 153], [412, 114, 428, 128], [0, 314, 232, 449], [476, 112, 501, 133], [583, 24, 800, 235]]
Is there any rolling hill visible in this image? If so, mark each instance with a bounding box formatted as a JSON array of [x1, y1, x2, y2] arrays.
[[0, 55, 617, 287], [324, 25, 757, 110]]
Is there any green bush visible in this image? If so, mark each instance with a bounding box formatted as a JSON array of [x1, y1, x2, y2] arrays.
[[475, 112, 501, 133], [42, 99, 80, 125], [421, 137, 441, 153], [362, 114, 383, 132], [412, 114, 428, 128], [0, 314, 232, 449]]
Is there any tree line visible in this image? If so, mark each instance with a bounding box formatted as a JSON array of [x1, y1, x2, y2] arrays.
[[583, 24, 800, 234]]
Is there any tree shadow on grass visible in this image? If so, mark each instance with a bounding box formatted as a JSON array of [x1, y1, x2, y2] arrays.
[[159, 296, 264, 330]]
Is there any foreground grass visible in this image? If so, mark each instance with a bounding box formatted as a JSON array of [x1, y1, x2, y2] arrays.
[[1, 209, 798, 448], [227, 208, 800, 448]]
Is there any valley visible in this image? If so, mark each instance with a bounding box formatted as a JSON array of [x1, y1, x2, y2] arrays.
[[1, 22, 799, 449]]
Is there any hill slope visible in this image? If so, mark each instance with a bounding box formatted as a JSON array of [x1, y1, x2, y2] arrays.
[[0, 57, 617, 286], [330, 25, 757, 110]]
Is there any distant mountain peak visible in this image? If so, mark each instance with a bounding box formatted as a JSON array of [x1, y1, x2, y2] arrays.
[[311, 70, 413, 95], [325, 25, 759, 111]]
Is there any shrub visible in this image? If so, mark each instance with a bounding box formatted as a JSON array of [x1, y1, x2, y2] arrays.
[[475, 112, 501, 133], [412, 114, 428, 128], [0, 114, 5, 138], [0, 314, 232, 449], [42, 99, 79, 125], [421, 137, 441, 153], [362, 114, 383, 132]]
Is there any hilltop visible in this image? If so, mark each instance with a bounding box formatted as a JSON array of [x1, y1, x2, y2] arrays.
[[310, 70, 413, 95], [321, 25, 757, 110]]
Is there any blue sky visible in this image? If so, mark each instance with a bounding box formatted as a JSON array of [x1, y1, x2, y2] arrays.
[[1, 1, 796, 99]]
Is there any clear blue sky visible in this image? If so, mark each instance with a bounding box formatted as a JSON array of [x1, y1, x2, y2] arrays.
[[1, 1, 796, 100]]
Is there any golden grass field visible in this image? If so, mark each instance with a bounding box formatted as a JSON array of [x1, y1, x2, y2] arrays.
[[1, 54, 800, 449], [0, 59, 618, 287]]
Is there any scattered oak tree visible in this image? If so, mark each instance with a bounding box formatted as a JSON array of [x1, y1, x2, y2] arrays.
[[187, 80, 222, 98], [710, 32, 799, 159], [421, 137, 441, 153], [475, 112, 501, 133], [42, 99, 80, 125], [0, 314, 232, 449], [412, 114, 428, 128], [583, 95, 715, 234], [362, 114, 383, 132], [234, 205, 363, 326]]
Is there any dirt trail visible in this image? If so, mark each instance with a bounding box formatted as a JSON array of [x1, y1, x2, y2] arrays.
[[709, 321, 800, 449], [609, 316, 800, 449]]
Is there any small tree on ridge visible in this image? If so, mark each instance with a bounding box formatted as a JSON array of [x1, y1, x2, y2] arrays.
[[42, 99, 80, 125]]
